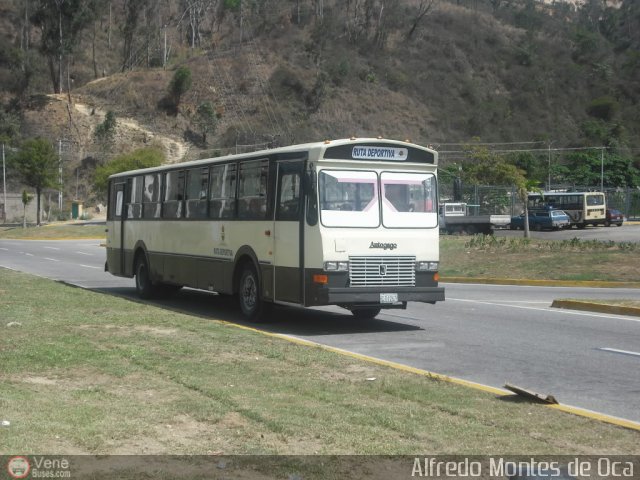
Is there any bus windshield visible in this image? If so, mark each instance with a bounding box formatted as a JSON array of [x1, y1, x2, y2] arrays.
[[381, 172, 437, 228], [319, 170, 437, 228], [319, 170, 379, 227]]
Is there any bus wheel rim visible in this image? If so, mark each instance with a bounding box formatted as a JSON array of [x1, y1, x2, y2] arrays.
[[242, 275, 257, 310]]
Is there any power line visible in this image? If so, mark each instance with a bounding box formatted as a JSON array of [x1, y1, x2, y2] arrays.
[[439, 146, 607, 155], [436, 140, 546, 147]]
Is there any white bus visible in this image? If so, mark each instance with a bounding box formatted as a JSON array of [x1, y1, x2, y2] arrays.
[[527, 191, 606, 228], [105, 138, 444, 320]]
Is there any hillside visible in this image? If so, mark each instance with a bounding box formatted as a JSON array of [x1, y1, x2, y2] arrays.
[[1, 0, 639, 205]]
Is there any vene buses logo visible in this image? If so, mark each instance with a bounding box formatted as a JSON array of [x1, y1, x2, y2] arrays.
[[369, 241, 397, 251], [7, 456, 30, 479]]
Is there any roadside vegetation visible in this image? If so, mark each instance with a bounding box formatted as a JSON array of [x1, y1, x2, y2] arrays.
[[0, 224, 105, 240], [1, 268, 639, 456], [440, 235, 640, 284]]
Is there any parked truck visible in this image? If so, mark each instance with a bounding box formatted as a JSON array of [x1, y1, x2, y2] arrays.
[[439, 202, 511, 235]]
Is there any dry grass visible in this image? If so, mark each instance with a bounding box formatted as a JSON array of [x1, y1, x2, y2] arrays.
[[440, 236, 640, 283], [2, 267, 639, 458], [0, 224, 105, 240]]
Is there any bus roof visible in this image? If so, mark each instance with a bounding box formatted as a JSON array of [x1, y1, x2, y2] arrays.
[[528, 191, 604, 196], [107, 138, 438, 179]]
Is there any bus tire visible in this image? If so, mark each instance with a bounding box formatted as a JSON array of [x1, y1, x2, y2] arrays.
[[351, 307, 381, 319], [238, 262, 265, 322], [135, 254, 157, 299]]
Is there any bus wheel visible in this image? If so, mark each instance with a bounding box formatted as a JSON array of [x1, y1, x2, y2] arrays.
[[135, 254, 157, 299], [350, 307, 381, 320], [238, 263, 265, 321]]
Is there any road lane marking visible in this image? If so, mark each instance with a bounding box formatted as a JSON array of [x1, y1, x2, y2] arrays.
[[0, 247, 8, 251], [43, 246, 60, 250], [44, 258, 60, 262], [24, 253, 34, 257], [78, 264, 101, 270], [76, 251, 94, 256], [447, 297, 640, 323], [598, 347, 640, 358]]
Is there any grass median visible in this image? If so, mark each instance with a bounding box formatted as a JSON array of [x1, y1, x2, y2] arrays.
[[0, 224, 106, 240], [1, 268, 639, 455], [440, 235, 640, 283]]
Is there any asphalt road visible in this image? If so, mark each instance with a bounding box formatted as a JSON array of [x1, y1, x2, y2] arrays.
[[1, 238, 639, 424]]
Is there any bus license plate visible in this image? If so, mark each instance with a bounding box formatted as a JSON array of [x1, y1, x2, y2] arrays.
[[380, 293, 398, 304]]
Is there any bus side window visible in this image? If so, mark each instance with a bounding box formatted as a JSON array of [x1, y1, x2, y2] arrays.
[[238, 160, 268, 220], [127, 176, 143, 219], [163, 170, 185, 219], [185, 167, 209, 219], [276, 172, 301, 221], [108, 180, 123, 220], [209, 163, 237, 219], [143, 173, 162, 219]]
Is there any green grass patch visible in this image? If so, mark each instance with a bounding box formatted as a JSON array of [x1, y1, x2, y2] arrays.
[[0, 224, 106, 240], [441, 236, 640, 283], [1, 268, 639, 455]]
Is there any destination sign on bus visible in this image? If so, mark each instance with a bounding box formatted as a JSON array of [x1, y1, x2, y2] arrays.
[[352, 146, 408, 161], [325, 142, 435, 164]]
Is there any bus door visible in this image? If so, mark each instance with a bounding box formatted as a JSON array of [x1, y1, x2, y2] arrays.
[[272, 160, 305, 304], [109, 181, 126, 275]]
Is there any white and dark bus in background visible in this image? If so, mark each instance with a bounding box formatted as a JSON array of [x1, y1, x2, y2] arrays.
[[105, 138, 444, 321], [527, 191, 606, 228]]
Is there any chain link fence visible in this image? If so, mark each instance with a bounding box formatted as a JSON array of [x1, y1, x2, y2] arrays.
[[439, 183, 640, 220]]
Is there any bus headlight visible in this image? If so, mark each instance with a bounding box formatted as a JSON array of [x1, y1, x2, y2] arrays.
[[324, 261, 349, 272], [416, 261, 438, 271]]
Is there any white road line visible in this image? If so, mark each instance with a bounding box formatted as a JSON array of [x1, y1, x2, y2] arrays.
[[76, 251, 94, 256], [43, 246, 60, 250], [78, 264, 101, 270], [0, 247, 8, 251], [447, 297, 640, 323], [24, 253, 34, 257], [44, 257, 60, 262], [598, 348, 640, 358]]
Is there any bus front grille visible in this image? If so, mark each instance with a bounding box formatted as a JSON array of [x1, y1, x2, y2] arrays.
[[349, 256, 416, 287]]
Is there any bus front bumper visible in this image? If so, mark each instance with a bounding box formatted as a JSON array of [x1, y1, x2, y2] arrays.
[[311, 286, 445, 307]]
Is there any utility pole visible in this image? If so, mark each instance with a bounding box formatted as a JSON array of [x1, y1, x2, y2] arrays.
[[2, 143, 6, 222], [163, 24, 167, 69], [600, 147, 605, 192], [547, 141, 552, 191], [58, 139, 63, 210]]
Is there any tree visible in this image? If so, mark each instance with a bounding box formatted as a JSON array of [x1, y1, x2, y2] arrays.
[[194, 101, 217, 145], [31, 0, 100, 93], [94, 111, 117, 148], [461, 145, 542, 238], [516, 179, 542, 239], [22, 189, 33, 228], [460, 146, 526, 186], [406, 0, 438, 40], [12, 138, 59, 226], [93, 147, 164, 197], [169, 66, 192, 112]]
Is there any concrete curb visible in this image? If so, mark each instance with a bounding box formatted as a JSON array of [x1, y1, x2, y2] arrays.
[[551, 300, 640, 317], [443, 277, 640, 317]]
